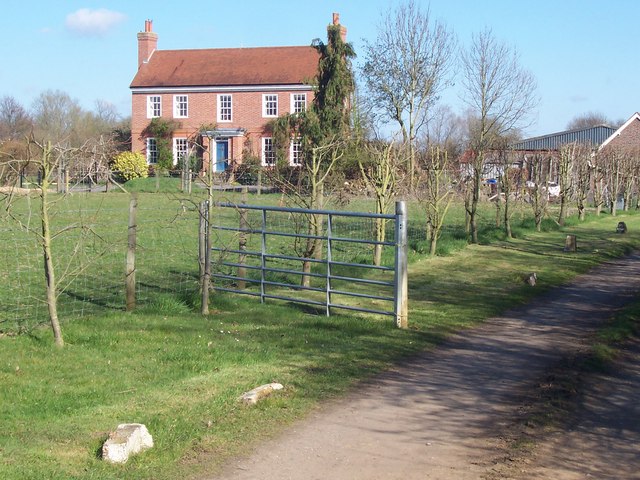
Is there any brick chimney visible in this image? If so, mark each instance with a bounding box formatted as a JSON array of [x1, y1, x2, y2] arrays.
[[332, 13, 347, 43], [137, 19, 158, 69]]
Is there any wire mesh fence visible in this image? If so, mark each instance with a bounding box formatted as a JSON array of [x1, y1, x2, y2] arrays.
[[0, 193, 202, 333], [0, 188, 462, 334]]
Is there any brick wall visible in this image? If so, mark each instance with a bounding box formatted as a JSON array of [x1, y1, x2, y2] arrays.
[[131, 89, 314, 168], [603, 117, 640, 153]]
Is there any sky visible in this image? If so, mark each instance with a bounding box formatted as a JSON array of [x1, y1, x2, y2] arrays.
[[1, 0, 639, 138]]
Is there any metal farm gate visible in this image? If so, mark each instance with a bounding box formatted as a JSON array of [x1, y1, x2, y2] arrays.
[[203, 201, 408, 328]]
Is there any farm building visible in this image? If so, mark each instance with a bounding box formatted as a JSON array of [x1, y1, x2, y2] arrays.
[[130, 15, 346, 174], [474, 113, 640, 184]]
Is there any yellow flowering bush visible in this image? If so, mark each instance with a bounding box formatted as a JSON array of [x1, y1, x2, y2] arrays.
[[111, 152, 149, 181]]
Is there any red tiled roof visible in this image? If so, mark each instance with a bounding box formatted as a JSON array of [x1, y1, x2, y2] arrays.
[[130, 46, 319, 88]]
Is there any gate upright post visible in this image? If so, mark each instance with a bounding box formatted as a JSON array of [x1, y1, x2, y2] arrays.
[[394, 201, 408, 328], [260, 209, 267, 304], [325, 213, 333, 317]]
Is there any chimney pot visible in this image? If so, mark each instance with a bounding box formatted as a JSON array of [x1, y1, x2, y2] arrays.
[[333, 13, 340, 25]]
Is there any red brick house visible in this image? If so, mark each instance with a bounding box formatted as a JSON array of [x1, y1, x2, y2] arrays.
[[130, 16, 346, 173]]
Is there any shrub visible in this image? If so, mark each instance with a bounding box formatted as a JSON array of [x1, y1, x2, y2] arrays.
[[111, 152, 149, 181], [236, 155, 262, 185]]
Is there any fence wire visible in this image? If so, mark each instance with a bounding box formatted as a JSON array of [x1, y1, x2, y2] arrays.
[[0, 194, 201, 333]]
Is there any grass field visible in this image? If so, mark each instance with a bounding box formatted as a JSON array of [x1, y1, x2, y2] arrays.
[[1, 189, 640, 479]]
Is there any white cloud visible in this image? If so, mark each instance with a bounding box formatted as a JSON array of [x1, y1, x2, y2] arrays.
[[65, 8, 126, 36]]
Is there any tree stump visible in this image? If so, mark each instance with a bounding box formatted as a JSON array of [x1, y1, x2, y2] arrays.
[[564, 234, 577, 252]]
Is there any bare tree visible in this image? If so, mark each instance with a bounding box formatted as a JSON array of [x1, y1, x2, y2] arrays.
[[557, 143, 576, 225], [527, 152, 550, 231], [271, 138, 344, 287], [460, 28, 538, 243], [425, 105, 464, 160], [0, 96, 32, 141], [566, 111, 615, 130], [572, 144, 593, 221], [358, 139, 402, 265], [495, 146, 525, 239], [362, 0, 455, 189], [416, 145, 454, 255], [620, 149, 639, 212], [590, 151, 606, 216], [1, 136, 116, 345], [601, 148, 624, 216], [31, 90, 84, 145]]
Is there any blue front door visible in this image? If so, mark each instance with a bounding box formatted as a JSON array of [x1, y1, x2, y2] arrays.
[[215, 140, 229, 172]]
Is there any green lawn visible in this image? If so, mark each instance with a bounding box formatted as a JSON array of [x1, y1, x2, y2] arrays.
[[1, 191, 640, 479]]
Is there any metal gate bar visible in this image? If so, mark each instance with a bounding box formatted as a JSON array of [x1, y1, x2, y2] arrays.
[[207, 201, 408, 327]]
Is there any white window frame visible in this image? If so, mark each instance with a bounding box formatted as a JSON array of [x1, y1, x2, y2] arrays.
[[146, 138, 158, 164], [217, 94, 232, 122], [290, 138, 303, 166], [291, 93, 306, 114], [262, 137, 275, 166], [147, 95, 161, 118], [173, 137, 189, 165], [262, 94, 278, 117], [173, 95, 188, 118]]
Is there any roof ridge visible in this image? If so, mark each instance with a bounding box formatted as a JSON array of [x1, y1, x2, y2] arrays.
[[158, 45, 314, 54]]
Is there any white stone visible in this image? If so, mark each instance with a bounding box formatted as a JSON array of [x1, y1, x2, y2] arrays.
[[239, 383, 284, 405], [102, 423, 154, 464]]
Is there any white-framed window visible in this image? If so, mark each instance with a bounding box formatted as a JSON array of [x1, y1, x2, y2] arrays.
[[173, 137, 189, 165], [263, 94, 278, 117], [291, 93, 306, 114], [147, 95, 161, 118], [173, 95, 188, 118], [218, 94, 232, 122], [262, 137, 275, 166], [290, 138, 303, 166], [146, 138, 158, 164]]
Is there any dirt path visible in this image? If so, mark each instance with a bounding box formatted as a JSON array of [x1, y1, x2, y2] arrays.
[[508, 336, 640, 480], [204, 254, 640, 480]]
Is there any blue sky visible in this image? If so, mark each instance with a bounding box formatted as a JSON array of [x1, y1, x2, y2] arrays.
[[1, 0, 638, 138]]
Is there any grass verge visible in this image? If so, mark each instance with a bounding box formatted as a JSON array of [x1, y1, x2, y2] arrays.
[[1, 203, 640, 479]]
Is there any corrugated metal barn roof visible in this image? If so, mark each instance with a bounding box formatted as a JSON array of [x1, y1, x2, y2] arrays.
[[511, 125, 616, 150]]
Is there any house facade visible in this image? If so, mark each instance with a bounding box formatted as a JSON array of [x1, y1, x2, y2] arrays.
[[130, 16, 346, 173]]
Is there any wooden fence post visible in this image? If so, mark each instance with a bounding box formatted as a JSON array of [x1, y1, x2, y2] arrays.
[[125, 194, 138, 311], [257, 170, 262, 196]]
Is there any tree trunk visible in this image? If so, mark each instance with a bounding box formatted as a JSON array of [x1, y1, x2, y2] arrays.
[[301, 244, 313, 288], [313, 185, 324, 260], [471, 169, 480, 243], [40, 147, 64, 347], [504, 195, 512, 239], [429, 233, 438, 256], [558, 195, 568, 226], [374, 216, 383, 266]]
